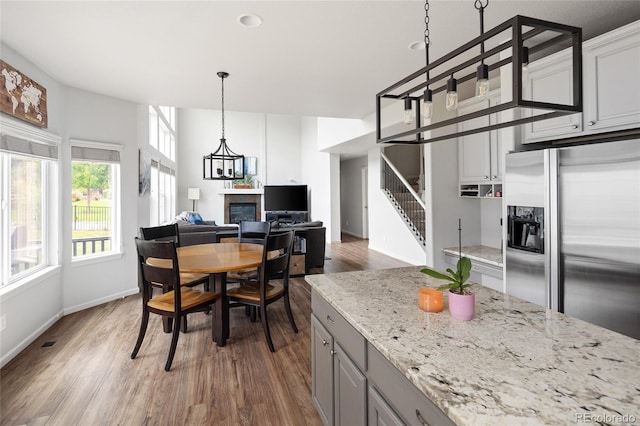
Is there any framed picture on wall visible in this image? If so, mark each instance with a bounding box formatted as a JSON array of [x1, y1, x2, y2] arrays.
[[245, 157, 257, 176], [139, 149, 151, 196]]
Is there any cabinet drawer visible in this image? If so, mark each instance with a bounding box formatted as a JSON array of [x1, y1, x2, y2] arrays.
[[312, 290, 366, 371], [368, 343, 455, 426]]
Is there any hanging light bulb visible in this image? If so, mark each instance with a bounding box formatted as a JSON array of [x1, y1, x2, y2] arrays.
[[446, 76, 458, 111], [422, 89, 433, 121], [522, 46, 530, 81], [475, 63, 490, 99], [403, 98, 414, 125]]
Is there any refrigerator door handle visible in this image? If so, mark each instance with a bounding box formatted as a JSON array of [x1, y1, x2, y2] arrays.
[[547, 149, 560, 312]]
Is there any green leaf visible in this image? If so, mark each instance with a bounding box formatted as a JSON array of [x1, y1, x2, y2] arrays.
[[420, 268, 455, 282]]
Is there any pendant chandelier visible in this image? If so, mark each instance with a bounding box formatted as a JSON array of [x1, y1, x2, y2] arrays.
[[203, 71, 245, 180], [378, 0, 583, 145]]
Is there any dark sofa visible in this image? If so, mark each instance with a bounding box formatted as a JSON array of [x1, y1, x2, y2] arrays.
[[174, 214, 326, 274]]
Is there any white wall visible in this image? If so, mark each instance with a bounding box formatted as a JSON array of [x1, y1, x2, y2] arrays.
[[177, 109, 305, 222], [367, 148, 426, 265], [425, 140, 482, 272], [0, 44, 142, 367], [61, 87, 140, 313], [301, 117, 336, 241], [0, 43, 66, 367], [265, 114, 302, 185], [340, 156, 368, 238]]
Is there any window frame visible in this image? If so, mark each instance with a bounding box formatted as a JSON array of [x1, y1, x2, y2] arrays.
[[0, 117, 60, 289], [69, 139, 123, 262]]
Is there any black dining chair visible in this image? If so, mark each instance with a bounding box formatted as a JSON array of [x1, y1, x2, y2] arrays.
[[227, 221, 271, 284], [132, 238, 218, 371], [226, 230, 298, 352], [139, 223, 211, 333]]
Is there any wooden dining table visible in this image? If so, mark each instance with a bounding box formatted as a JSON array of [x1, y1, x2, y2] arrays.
[[174, 242, 266, 346]]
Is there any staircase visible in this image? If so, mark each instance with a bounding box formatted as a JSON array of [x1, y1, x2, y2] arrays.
[[380, 152, 426, 246]]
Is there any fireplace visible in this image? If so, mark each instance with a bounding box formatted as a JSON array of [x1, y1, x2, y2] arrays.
[[228, 202, 257, 224], [223, 193, 262, 223]]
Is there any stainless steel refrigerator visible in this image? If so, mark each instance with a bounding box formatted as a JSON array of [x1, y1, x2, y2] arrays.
[[504, 139, 640, 339]]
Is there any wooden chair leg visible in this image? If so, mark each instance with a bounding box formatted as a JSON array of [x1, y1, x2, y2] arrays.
[[284, 295, 298, 333], [131, 310, 150, 359], [181, 316, 188, 333], [165, 316, 182, 371], [259, 305, 275, 352], [250, 306, 257, 322]]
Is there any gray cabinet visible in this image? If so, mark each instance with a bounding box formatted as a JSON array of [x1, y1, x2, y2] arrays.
[[368, 386, 404, 426], [334, 342, 367, 425], [312, 290, 456, 426], [311, 315, 334, 425], [311, 290, 367, 425]]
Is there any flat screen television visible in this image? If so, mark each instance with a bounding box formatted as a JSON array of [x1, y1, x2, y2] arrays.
[[264, 185, 308, 212]]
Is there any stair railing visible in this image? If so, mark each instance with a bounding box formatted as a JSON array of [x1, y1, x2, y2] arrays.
[[380, 152, 426, 245]]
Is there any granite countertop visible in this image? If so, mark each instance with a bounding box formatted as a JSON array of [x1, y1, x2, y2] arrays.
[[306, 267, 640, 426], [443, 245, 502, 267]]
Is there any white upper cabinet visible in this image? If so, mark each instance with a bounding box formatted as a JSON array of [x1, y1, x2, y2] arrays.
[[583, 22, 640, 132], [457, 91, 504, 198], [523, 19, 640, 144], [522, 50, 583, 142]]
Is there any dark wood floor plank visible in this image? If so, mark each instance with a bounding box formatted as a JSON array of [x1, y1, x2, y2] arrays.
[[0, 236, 409, 425]]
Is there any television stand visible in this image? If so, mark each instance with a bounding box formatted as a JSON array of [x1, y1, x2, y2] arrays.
[[266, 211, 308, 224]]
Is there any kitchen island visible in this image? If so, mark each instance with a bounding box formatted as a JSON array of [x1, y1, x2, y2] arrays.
[[306, 267, 640, 425]]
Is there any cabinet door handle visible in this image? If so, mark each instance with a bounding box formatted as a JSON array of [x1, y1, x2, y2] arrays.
[[484, 175, 489, 180], [330, 349, 337, 356], [588, 121, 596, 126], [415, 409, 428, 425], [326, 315, 335, 324], [322, 339, 329, 346], [491, 175, 497, 179], [571, 125, 578, 129]]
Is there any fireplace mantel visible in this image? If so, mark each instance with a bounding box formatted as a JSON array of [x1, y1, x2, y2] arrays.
[[218, 188, 263, 195]]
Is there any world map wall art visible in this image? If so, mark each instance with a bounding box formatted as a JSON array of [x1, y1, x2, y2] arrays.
[[0, 60, 48, 128]]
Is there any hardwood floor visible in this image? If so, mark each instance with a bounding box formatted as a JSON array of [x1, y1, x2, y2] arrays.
[[0, 235, 409, 425]]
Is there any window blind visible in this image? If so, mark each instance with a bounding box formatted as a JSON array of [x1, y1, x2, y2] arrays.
[[0, 134, 58, 159]]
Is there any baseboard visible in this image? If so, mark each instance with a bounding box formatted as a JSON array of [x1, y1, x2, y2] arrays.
[[340, 229, 364, 239], [0, 309, 63, 369], [367, 244, 423, 266], [63, 287, 139, 316]]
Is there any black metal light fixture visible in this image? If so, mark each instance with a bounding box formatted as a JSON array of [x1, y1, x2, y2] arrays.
[[376, 2, 583, 145], [421, 0, 433, 122], [474, 0, 490, 100], [203, 71, 245, 180]]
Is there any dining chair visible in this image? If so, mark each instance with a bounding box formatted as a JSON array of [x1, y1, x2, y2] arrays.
[[139, 223, 210, 333], [179, 230, 218, 246], [227, 221, 271, 284], [133, 238, 218, 371], [227, 230, 298, 352], [140, 223, 209, 289]]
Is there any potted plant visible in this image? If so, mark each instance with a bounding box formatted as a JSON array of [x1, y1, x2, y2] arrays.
[[233, 173, 255, 189], [420, 257, 474, 321], [420, 219, 475, 321]]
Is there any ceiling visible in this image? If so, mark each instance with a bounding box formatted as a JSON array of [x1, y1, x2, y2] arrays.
[[2, 1, 640, 120]]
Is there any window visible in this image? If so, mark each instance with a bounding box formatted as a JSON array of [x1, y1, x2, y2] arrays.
[[149, 106, 175, 161], [148, 106, 177, 225], [70, 140, 121, 259], [1, 131, 58, 287], [149, 160, 175, 225]]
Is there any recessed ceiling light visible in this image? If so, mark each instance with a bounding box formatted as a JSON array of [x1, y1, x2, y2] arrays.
[[237, 13, 263, 28], [408, 41, 426, 50]]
